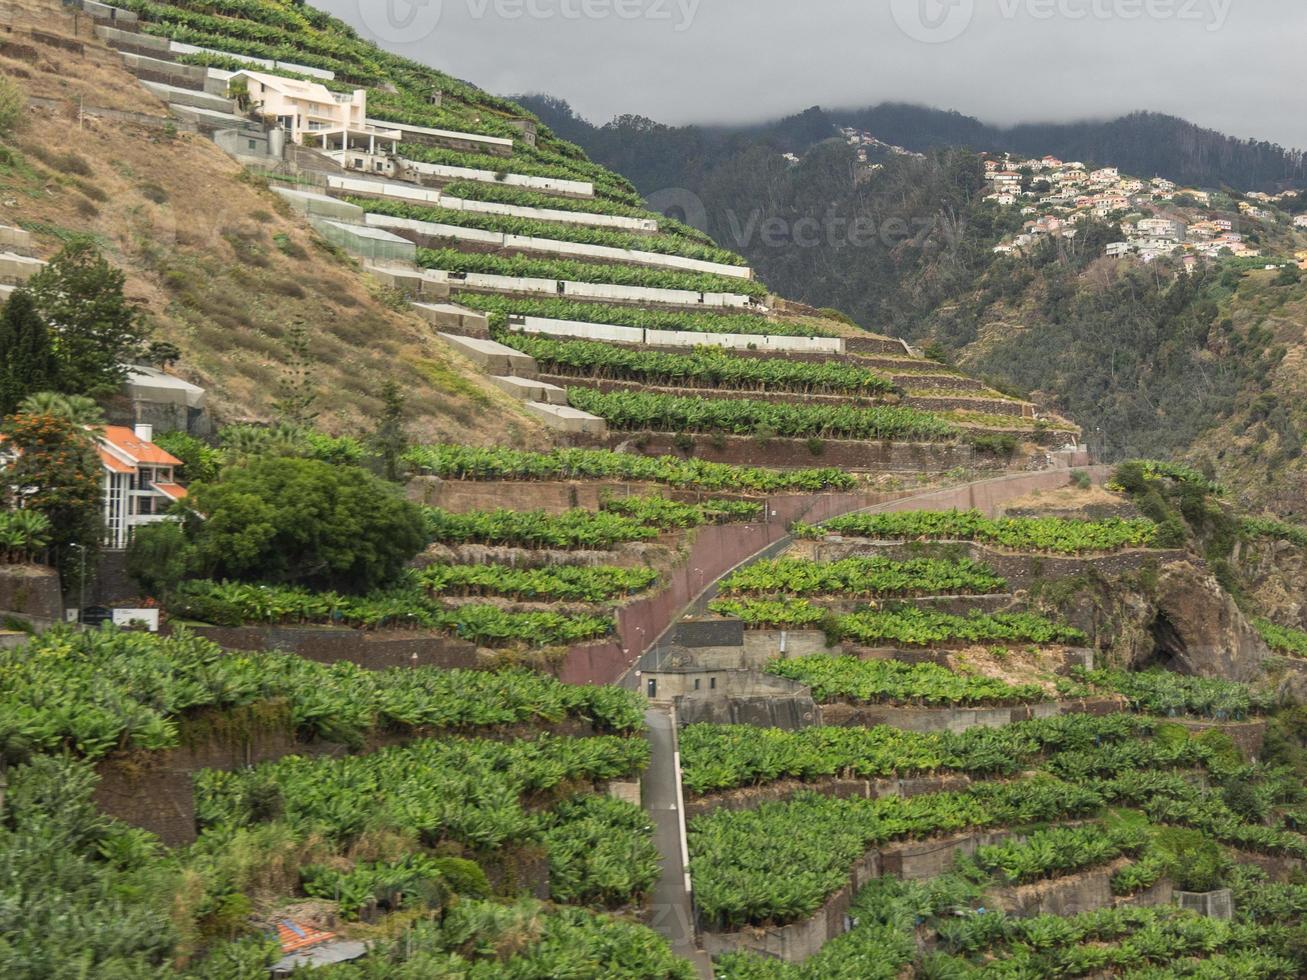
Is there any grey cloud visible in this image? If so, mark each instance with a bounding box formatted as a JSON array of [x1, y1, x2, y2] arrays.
[[316, 0, 1307, 150]]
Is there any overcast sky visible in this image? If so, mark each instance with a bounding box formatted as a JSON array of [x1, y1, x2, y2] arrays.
[[315, 0, 1307, 151]]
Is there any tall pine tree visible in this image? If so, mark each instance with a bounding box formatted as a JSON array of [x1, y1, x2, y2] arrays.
[[0, 290, 56, 416]]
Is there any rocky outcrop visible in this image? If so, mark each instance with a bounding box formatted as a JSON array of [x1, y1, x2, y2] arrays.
[[1236, 537, 1307, 632], [1150, 562, 1273, 684], [1040, 559, 1274, 685]]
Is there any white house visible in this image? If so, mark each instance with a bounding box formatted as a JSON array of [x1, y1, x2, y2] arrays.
[[231, 70, 401, 155], [1136, 217, 1186, 241], [97, 425, 188, 550], [1295, 214, 1307, 229], [1, 423, 186, 551], [1105, 241, 1133, 258]]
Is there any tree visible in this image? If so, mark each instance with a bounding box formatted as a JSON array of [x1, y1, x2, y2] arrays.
[[25, 239, 150, 398], [125, 522, 191, 604], [152, 432, 222, 485], [0, 291, 56, 415], [17, 392, 105, 426], [271, 324, 319, 427], [182, 457, 427, 593], [370, 380, 409, 482], [144, 341, 182, 370], [0, 412, 103, 584], [0, 75, 22, 137]]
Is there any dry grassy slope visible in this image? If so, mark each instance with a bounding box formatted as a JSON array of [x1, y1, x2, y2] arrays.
[[1188, 273, 1307, 517], [0, 7, 547, 445]]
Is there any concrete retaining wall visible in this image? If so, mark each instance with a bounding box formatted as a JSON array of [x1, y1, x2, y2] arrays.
[[402, 157, 594, 198], [508, 317, 842, 354], [415, 268, 760, 311], [366, 212, 753, 280]]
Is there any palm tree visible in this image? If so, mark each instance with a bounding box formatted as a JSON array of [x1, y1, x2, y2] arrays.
[[17, 392, 105, 427]]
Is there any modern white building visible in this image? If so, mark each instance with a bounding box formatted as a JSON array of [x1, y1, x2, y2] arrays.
[[97, 425, 187, 550], [230, 70, 401, 155]]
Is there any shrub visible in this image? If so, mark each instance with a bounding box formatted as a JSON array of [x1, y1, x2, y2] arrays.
[[183, 457, 427, 593], [0, 75, 25, 136]]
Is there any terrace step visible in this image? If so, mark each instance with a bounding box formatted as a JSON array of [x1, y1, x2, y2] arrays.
[[437, 332, 537, 375], [165, 103, 256, 136], [523, 401, 608, 434], [270, 187, 365, 223], [400, 157, 595, 199], [489, 375, 569, 406], [434, 194, 658, 233], [328, 174, 450, 207], [411, 301, 489, 337], [0, 224, 34, 257], [118, 51, 208, 92], [0, 251, 47, 286], [367, 117, 513, 157], [363, 212, 754, 280], [416, 268, 762, 312], [506, 315, 842, 354], [94, 24, 168, 56], [170, 41, 335, 80], [140, 79, 237, 115], [79, 2, 139, 29]]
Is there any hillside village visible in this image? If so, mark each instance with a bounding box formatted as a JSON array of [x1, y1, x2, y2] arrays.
[[4, 2, 1307, 979], [980, 151, 1307, 266]]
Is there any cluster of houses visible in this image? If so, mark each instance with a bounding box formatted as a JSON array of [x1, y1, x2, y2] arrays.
[[983, 153, 1306, 265]]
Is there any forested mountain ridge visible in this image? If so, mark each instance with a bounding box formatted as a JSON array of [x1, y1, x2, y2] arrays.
[[518, 97, 1307, 196]]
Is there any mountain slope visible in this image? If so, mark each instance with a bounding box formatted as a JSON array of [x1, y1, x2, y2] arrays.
[[0, 6, 545, 443]]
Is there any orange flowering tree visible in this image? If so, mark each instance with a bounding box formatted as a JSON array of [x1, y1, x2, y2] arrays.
[[1, 412, 102, 583]]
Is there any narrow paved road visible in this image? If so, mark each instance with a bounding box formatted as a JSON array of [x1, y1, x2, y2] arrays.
[[642, 707, 714, 978]]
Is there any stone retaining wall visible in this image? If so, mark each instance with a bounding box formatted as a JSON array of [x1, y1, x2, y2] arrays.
[[799, 539, 1189, 593], [175, 625, 480, 671], [0, 564, 63, 623], [94, 713, 600, 846]]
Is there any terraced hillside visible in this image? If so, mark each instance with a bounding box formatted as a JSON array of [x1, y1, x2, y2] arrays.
[[1, 0, 1085, 477], [642, 470, 1307, 977], [7, 4, 1307, 980]]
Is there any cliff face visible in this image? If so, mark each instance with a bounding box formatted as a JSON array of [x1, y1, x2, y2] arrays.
[[1048, 559, 1273, 686]]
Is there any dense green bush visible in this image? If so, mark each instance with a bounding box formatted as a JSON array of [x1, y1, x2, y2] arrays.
[[183, 457, 427, 593]]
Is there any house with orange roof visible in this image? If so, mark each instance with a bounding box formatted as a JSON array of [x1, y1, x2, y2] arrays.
[[97, 424, 187, 549]]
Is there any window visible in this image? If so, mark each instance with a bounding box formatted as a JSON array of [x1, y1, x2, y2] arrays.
[[710, 677, 717, 690], [248, 139, 258, 151], [693, 679, 701, 691]]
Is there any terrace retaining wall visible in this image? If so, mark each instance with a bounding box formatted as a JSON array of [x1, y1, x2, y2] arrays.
[[555, 488, 899, 686], [798, 540, 1190, 593], [174, 625, 480, 671], [571, 431, 988, 473], [700, 828, 1020, 963], [93, 714, 601, 847]]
